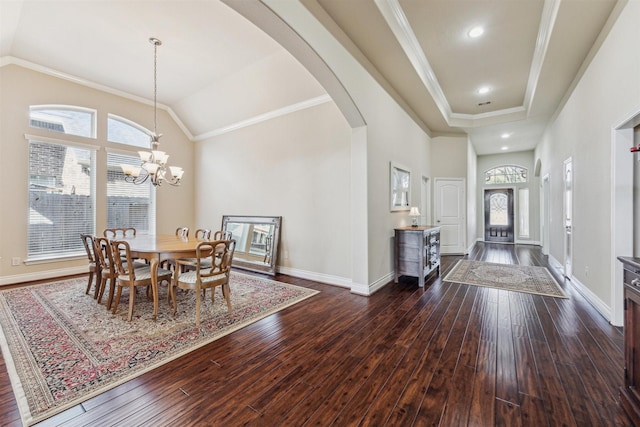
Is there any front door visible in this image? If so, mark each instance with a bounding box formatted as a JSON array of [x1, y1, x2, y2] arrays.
[[484, 188, 514, 243]]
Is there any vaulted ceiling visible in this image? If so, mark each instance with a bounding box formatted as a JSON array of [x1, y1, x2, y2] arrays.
[[1, 0, 620, 154]]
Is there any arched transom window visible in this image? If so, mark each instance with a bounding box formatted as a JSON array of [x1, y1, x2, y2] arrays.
[[485, 165, 528, 184]]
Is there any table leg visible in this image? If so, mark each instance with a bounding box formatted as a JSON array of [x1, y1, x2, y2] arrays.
[[150, 257, 159, 320]]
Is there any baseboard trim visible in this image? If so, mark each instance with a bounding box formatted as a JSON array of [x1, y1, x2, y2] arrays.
[[0, 266, 87, 286], [548, 255, 611, 322], [275, 266, 394, 296], [276, 266, 351, 289]]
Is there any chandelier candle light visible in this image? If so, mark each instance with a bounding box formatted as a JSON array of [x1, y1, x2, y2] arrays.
[[121, 38, 183, 186]]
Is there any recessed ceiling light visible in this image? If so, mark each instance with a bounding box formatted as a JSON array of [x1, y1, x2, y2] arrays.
[[478, 86, 490, 95], [501, 133, 511, 139], [468, 26, 484, 38], [501, 146, 509, 151]]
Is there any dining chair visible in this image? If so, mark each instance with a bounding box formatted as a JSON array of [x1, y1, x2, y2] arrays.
[[103, 227, 137, 238], [110, 240, 173, 321], [81, 234, 101, 298], [213, 230, 232, 240], [178, 230, 232, 271], [93, 236, 120, 309], [172, 239, 236, 326], [176, 227, 189, 238], [195, 228, 211, 239]]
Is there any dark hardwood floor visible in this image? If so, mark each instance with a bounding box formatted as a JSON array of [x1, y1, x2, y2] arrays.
[[0, 243, 631, 426]]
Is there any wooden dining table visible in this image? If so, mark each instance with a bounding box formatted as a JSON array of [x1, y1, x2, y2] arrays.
[[120, 234, 205, 320]]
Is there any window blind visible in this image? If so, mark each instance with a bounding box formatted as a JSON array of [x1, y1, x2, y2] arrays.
[[27, 140, 95, 259], [106, 152, 155, 233]]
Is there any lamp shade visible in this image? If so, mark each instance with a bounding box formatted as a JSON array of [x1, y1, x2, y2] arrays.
[[409, 207, 421, 217]]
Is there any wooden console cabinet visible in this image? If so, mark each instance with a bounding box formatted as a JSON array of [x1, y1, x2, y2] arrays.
[[394, 226, 441, 287], [618, 256, 640, 425]]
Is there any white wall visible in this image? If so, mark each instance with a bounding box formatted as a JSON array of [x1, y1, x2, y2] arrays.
[[195, 101, 353, 283], [254, 0, 433, 292], [535, 0, 640, 313], [633, 126, 640, 256], [0, 64, 194, 283], [430, 136, 468, 178]]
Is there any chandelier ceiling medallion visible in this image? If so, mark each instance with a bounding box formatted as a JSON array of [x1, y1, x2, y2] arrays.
[[121, 37, 183, 186]]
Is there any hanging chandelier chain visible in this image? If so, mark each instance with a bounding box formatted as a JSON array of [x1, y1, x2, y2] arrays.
[[151, 38, 160, 142], [120, 37, 183, 187]]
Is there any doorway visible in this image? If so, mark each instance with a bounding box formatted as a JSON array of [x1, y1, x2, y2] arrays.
[[541, 174, 550, 255], [484, 189, 514, 243], [563, 157, 573, 278]]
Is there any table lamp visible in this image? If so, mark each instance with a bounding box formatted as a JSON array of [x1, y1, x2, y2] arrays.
[[409, 207, 421, 227]]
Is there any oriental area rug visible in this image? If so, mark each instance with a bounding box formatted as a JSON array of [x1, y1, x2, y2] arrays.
[[444, 259, 567, 298], [0, 272, 318, 426]]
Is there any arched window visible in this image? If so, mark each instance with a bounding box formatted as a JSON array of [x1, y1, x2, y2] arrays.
[[107, 114, 151, 148], [485, 165, 527, 184], [29, 105, 96, 138]]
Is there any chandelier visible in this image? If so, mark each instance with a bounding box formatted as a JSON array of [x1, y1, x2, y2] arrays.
[[121, 38, 183, 186]]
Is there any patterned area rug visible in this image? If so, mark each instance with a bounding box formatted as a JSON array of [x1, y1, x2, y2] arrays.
[[444, 260, 567, 298], [0, 272, 318, 426]]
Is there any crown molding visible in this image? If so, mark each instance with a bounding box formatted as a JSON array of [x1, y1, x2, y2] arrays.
[[193, 95, 332, 141]]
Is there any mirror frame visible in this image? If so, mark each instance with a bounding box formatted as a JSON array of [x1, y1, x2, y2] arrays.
[[221, 215, 282, 276], [390, 161, 411, 211]]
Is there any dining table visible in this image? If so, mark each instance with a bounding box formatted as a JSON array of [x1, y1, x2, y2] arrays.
[[120, 234, 206, 320]]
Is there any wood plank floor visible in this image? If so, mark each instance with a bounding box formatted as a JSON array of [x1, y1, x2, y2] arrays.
[[0, 242, 631, 426]]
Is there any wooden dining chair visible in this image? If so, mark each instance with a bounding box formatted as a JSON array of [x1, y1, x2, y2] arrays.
[[176, 227, 189, 238], [93, 236, 120, 309], [178, 230, 231, 271], [201, 230, 235, 299], [172, 239, 236, 326], [103, 227, 136, 239], [213, 230, 232, 240], [81, 233, 101, 298], [110, 240, 173, 321], [195, 228, 211, 239]]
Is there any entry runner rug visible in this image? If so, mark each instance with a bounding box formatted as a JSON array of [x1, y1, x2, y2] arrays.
[[0, 272, 318, 426], [444, 260, 567, 298]]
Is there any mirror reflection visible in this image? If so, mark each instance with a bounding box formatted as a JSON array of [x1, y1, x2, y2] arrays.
[[222, 215, 281, 275]]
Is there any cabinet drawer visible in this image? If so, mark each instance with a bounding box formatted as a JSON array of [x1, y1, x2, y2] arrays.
[[397, 232, 422, 248], [397, 244, 421, 261], [624, 267, 640, 288], [397, 259, 420, 276]]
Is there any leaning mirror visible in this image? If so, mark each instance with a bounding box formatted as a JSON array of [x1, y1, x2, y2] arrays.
[[221, 215, 282, 276]]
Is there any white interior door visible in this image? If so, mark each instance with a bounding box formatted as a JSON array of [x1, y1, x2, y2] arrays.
[[434, 178, 466, 254], [563, 158, 573, 278]]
